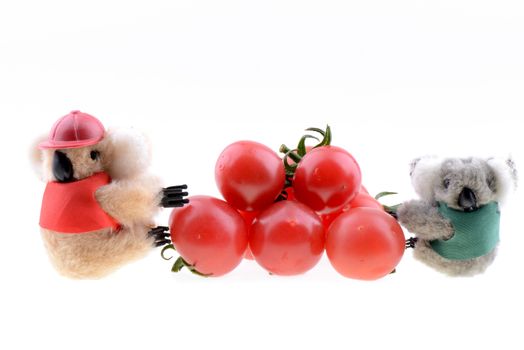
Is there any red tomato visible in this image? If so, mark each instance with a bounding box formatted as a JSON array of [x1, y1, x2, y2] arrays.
[[169, 196, 248, 277], [215, 141, 285, 211], [250, 201, 325, 276], [238, 210, 260, 260], [293, 146, 361, 215], [349, 191, 383, 210], [360, 185, 369, 194], [326, 207, 405, 280]]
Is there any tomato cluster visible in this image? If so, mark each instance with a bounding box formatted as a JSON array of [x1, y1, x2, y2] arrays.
[[164, 126, 405, 280]]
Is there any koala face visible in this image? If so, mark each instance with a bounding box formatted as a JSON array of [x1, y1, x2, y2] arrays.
[[42, 145, 106, 183], [435, 158, 496, 211], [411, 156, 517, 211]]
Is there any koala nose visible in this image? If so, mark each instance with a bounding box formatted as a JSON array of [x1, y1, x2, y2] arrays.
[[53, 151, 75, 183], [458, 187, 478, 212]]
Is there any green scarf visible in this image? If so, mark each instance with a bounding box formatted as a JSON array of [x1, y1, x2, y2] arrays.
[[429, 202, 500, 260]]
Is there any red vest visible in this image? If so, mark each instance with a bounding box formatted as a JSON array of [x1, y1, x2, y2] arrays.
[[40, 172, 120, 234]]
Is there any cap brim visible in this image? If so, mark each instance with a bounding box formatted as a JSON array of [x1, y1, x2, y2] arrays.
[[38, 137, 103, 150]]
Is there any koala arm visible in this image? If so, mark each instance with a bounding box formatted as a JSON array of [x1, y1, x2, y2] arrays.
[[95, 175, 162, 227], [397, 199, 454, 241]]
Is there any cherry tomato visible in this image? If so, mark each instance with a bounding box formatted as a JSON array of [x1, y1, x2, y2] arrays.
[[238, 210, 260, 260], [169, 196, 248, 277], [349, 191, 383, 210], [215, 141, 285, 211], [326, 207, 405, 280], [250, 201, 325, 276], [293, 145, 361, 215]]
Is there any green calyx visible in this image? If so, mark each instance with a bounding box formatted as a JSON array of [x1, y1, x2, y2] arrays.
[[374, 191, 401, 216], [161, 244, 212, 277], [276, 125, 332, 202], [280, 125, 332, 175]]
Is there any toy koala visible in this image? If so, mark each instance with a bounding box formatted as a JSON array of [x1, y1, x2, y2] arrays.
[[397, 156, 517, 276], [32, 111, 188, 279]]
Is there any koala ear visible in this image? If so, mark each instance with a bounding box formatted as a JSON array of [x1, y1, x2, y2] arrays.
[[487, 157, 517, 205], [410, 156, 443, 201], [409, 157, 421, 177], [101, 128, 153, 180], [506, 158, 518, 187], [29, 135, 48, 181]]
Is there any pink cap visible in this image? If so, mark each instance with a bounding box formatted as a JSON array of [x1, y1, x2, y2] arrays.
[[39, 111, 105, 149]]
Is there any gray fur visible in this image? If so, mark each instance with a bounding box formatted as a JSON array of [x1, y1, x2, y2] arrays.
[[398, 156, 517, 276], [397, 200, 454, 241]]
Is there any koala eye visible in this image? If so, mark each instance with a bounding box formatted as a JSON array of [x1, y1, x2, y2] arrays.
[[90, 150, 100, 161], [443, 179, 451, 189]]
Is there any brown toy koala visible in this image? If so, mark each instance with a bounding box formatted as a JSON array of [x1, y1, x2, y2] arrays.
[[32, 111, 188, 279]]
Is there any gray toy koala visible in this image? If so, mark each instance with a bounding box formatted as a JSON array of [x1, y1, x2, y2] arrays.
[[397, 156, 517, 276]]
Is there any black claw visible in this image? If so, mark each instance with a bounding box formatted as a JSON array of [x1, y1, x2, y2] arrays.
[[153, 232, 170, 240], [148, 226, 172, 247], [163, 189, 189, 196], [165, 184, 188, 191], [388, 211, 398, 220], [148, 226, 169, 235], [161, 198, 190, 208], [160, 185, 189, 208], [161, 194, 189, 203], [405, 237, 418, 249], [155, 239, 171, 247]]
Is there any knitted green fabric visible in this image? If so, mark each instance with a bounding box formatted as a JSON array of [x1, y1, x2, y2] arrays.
[[430, 202, 500, 260]]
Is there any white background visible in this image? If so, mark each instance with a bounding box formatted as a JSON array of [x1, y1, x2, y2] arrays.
[[1, 1, 523, 349]]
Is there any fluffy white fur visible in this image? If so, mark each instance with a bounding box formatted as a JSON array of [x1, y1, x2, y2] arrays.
[[487, 157, 517, 207], [410, 156, 443, 201], [101, 128, 153, 180], [29, 135, 47, 181]]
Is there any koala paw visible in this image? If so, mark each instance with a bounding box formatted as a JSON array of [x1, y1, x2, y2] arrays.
[[397, 200, 454, 241], [397, 200, 425, 231]]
